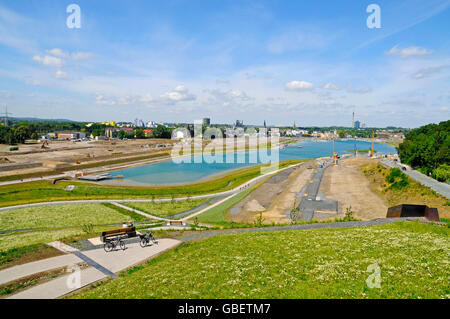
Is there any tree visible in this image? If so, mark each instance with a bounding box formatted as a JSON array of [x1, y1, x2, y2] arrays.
[[135, 128, 145, 139], [151, 125, 172, 139], [398, 120, 450, 180], [14, 125, 29, 143]]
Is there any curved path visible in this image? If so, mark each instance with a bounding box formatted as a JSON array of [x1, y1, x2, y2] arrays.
[[0, 162, 305, 223]]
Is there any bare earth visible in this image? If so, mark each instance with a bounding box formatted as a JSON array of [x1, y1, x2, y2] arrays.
[[229, 162, 314, 224], [320, 158, 388, 220], [0, 139, 173, 177]]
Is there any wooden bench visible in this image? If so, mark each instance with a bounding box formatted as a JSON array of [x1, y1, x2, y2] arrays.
[[100, 226, 136, 243]]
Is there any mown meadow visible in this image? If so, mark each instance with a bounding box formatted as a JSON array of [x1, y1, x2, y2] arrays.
[[74, 222, 450, 299]]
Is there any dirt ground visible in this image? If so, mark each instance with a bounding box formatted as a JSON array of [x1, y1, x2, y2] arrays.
[[228, 162, 314, 224], [319, 158, 388, 220], [0, 139, 173, 177]]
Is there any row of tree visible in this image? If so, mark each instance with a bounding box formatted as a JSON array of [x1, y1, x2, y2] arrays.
[[398, 120, 450, 182], [0, 120, 175, 145]]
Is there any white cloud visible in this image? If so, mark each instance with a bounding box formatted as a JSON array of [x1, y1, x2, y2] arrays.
[[285, 80, 314, 91], [32, 55, 64, 67], [322, 82, 341, 90], [160, 85, 196, 102], [33, 49, 93, 69], [95, 94, 116, 105], [46, 48, 69, 58], [413, 65, 448, 79], [227, 89, 249, 100], [386, 45, 433, 58]]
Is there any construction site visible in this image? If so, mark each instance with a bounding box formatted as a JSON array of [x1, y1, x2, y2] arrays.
[[0, 139, 174, 179]]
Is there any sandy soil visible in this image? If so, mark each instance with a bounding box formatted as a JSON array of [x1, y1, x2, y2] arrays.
[[0, 139, 173, 177], [320, 158, 388, 220], [229, 162, 314, 224]]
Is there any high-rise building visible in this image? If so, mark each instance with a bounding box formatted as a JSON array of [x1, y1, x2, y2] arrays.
[[202, 118, 211, 126], [235, 120, 244, 128], [355, 120, 361, 129], [352, 112, 355, 128]]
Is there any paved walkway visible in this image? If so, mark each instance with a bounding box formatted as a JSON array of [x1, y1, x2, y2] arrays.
[[0, 254, 82, 286], [5, 238, 181, 299], [297, 160, 337, 221], [381, 160, 450, 199], [0, 162, 306, 223], [110, 202, 171, 221]]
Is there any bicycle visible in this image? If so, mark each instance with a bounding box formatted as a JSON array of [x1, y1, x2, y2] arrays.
[[139, 230, 158, 247], [104, 236, 126, 252]]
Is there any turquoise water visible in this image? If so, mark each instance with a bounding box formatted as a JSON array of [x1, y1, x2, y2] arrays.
[[102, 140, 396, 186]]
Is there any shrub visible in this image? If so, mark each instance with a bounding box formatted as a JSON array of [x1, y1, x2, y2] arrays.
[[432, 164, 450, 183], [385, 168, 410, 190]]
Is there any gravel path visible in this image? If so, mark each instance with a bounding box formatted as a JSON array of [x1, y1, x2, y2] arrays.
[[178, 217, 419, 242]]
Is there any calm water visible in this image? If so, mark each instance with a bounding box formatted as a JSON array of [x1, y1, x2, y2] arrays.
[[101, 140, 396, 186]]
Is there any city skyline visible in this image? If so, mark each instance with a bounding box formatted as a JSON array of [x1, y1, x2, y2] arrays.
[[0, 0, 449, 127]]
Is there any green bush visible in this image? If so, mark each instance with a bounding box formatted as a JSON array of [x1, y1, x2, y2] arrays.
[[432, 164, 450, 183], [385, 168, 410, 190]]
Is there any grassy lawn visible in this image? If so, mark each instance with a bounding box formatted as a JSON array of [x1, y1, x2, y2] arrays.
[[0, 159, 305, 208], [0, 243, 63, 270], [124, 199, 209, 218], [195, 189, 255, 225], [0, 204, 132, 231], [0, 203, 144, 253], [362, 162, 450, 218], [73, 222, 449, 299], [0, 229, 85, 252]]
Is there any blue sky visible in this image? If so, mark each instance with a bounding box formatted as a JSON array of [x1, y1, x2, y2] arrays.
[[0, 0, 449, 127]]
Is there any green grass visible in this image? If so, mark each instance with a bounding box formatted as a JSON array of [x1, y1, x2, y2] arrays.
[[195, 189, 255, 225], [0, 243, 62, 269], [0, 203, 144, 252], [73, 222, 450, 299], [0, 229, 84, 252], [0, 204, 132, 231], [0, 159, 305, 208], [100, 202, 148, 221], [124, 199, 209, 219]]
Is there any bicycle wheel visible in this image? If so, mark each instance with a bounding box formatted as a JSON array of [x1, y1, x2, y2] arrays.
[[120, 240, 126, 250], [104, 242, 113, 252], [140, 238, 147, 248]]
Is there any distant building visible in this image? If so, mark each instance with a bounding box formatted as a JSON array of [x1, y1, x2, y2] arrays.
[[146, 121, 157, 128], [355, 121, 361, 129], [57, 132, 86, 140], [144, 129, 153, 137], [235, 120, 244, 128], [202, 118, 211, 126]]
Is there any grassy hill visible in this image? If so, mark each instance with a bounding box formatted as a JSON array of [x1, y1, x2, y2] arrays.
[[73, 222, 449, 299]]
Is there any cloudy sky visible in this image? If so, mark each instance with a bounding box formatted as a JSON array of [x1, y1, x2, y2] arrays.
[[0, 0, 449, 127]]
